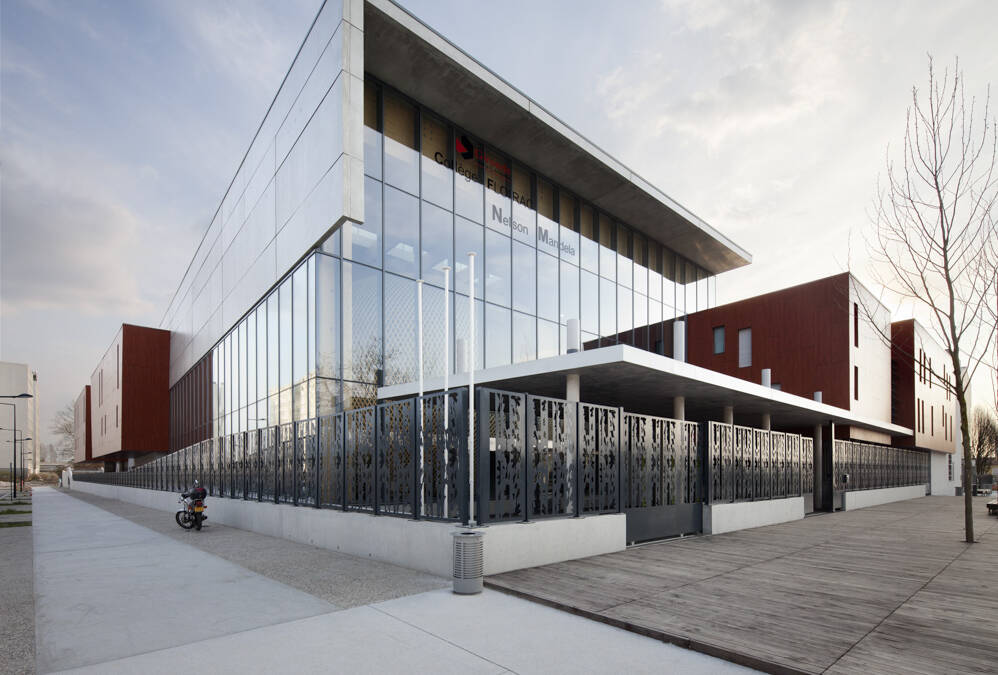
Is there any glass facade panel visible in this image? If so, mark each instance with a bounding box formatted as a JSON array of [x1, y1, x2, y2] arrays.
[[383, 273, 417, 385], [537, 253, 559, 321], [538, 319, 558, 359], [485, 229, 511, 307], [342, 176, 381, 267], [420, 113, 452, 210], [383, 185, 419, 278], [559, 261, 579, 330], [633, 293, 647, 350], [454, 217, 483, 298], [455, 295, 484, 371], [598, 216, 616, 282], [342, 262, 382, 383], [616, 223, 632, 289], [363, 80, 381, 180], [511, 164, 535, 245], [485, 303, 511, 368], [420, 201, 452, 287], [316, 254, 340, 379], [581, 270, 598, 334], [617, 286, 633, 343], [292, 264, 308, 386], [382, 93, 418, 195], [454, 131, 483, 223], [512, 241, 536, 315], [512, 311, 536, 363], [279, 278, 292, 390], [600, 276, 616, 342]]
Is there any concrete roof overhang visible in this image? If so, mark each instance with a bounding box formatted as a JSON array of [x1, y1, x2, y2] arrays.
[[364, 0, 752, 275], [377, 345, 913, 437]]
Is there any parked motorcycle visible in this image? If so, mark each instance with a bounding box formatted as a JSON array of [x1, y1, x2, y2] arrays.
[[175, 480, 208, 531]]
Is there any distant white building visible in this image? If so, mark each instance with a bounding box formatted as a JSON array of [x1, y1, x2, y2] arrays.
[[0, 362, 39, 476]]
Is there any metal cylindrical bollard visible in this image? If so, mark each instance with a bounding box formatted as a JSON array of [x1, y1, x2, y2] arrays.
[[451, 530, 483, 594]]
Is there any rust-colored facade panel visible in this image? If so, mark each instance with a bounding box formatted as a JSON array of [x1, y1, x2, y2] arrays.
[[121, 324, 171, 452], [682, 273, 852, 410], [73, 385, 92, 462], [90, 324, 170, 460]]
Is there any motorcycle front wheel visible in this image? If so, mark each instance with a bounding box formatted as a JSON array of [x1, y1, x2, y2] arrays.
[[175, 510, 194, 530]]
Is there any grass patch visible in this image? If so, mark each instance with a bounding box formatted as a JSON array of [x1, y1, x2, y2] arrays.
[[0, 521, 31, 528], [0, 509, 30, 515], [0, 501, 32, 506]]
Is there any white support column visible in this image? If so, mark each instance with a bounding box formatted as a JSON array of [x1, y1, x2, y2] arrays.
[[673, 321, 686, 362], [566, 374, 580, 402], [723, 406, 734, 425], [673, 396, 685, 421], [467, 252, 476, 526], [761, 413, 771, 430], [442, 266, 450, 518]]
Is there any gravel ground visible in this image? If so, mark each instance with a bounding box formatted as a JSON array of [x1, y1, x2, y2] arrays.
[[62, 489, 449, 608], [0, 523, 35, 675]]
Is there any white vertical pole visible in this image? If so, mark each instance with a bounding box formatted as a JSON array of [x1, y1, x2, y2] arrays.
[[442, 265, 451, 518], [467, 252, 476, 526], [417, 279, 424, 517]]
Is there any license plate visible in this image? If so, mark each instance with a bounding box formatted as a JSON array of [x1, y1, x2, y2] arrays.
[[194, 506, 205, 512]]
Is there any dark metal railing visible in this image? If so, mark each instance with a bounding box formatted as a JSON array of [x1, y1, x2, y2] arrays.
[[73, 386, 836, 523], [706, 422, 813, 503], [833, 440, 928, 491], [76, 390, 468, 523]]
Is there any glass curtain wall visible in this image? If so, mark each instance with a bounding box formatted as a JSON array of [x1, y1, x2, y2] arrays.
[[170, 75, 717, 440]]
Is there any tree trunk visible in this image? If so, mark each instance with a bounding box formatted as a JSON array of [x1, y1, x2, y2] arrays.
[[953, 364, 975, 543]]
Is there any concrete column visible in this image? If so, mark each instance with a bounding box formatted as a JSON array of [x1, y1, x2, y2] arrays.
[[673, 396, 685, 421], [813, 391, 823, 403], [761, 413, 771, 430], [723, 406, 734, 425], [761, 369, 772, 388], [565, 373, 580, 402]]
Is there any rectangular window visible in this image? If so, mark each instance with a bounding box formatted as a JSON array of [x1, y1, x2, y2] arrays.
[[948, 454, 953, 481], [115, 405, 118, 428], [737, 328, 751, 368], [382, 93, 418, 195], [931, 405, 934, 435], [713, 326, 725, 355], [854, 366, 859, 400], [116, 344, 120, 388], [853, 303, 859, 347]]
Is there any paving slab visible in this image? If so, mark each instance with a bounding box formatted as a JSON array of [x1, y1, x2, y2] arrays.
[[32, 488, 336, 674]]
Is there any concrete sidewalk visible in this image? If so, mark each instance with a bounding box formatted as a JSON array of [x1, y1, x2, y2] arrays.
[[34, 487, 753, 674]]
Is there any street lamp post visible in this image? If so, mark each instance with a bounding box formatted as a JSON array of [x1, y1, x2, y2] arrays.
[[1, 393, 34, 499], [4, 431, 33, 491]]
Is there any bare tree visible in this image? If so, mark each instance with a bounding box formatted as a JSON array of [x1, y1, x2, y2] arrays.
[[970, 406, 998, 484], [50, 403, 75, 463], [868, 56, 998, 543]]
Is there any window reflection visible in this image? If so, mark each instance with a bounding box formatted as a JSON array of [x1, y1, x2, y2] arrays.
[[485, 303, 511, 368], [537, 252, 559, 321], [364, 80, 381, 180], [383, 185, 419, 278], [600, 276, 616, 342], [420, 201, 452, 287], [511, 164, 535, 244], [581, 271, 598, 334], [485, 229, 511, 307], [598, 215, 615, 282], [513, 311, 536, 363], [342, 176, 381, 267], [420, 114, 452, 209], [454, 130, 483, 223], [538, 319, 559, 359], [512, 241, 536, 314], [383, 94, 418, 195], [454, 217, 483, 299]]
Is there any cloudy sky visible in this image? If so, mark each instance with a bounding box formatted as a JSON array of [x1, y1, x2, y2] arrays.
[[2, 0, 996, 445]]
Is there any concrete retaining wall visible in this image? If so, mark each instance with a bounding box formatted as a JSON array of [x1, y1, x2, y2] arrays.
[[702, 497, 805, 535], [842, 484, 927, 510], [68, 480, 625, 577]]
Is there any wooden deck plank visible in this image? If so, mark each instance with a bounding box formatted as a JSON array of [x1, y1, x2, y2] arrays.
[[486, 495, 998, 674]]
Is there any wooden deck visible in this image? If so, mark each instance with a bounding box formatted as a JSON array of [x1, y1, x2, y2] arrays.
[[487, 496, 998, 674]]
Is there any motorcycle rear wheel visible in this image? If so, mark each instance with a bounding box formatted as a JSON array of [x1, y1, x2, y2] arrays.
[[194, 512, 203, 531], [175, 510, 194, 530]]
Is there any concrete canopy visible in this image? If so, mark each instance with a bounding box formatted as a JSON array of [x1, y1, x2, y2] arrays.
[[364, 0, 751, 275], [378, 344, 913, 437]]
